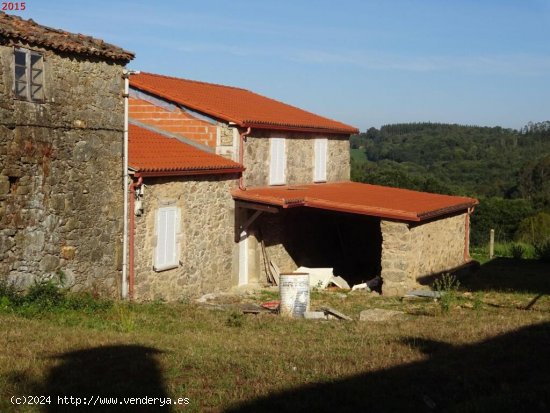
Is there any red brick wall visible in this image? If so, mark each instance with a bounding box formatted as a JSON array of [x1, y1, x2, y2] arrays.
[[129, 98, 217, 148]]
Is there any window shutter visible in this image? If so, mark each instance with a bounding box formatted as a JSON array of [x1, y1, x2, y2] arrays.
[[30, 52, 45, 101], [155, 207, 178, 270], [269, 138, 286, 185], [314, 138, 327, 182]]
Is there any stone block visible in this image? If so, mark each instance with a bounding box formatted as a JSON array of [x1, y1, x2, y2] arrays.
[[0, 178, 9, 194], [381, 283, 407, 297], [381, 270, 407, 282], [16, 184, 31, 195], [39, 255, 59, 272], [0, 235, 15, 253], [61, 245, 76, 260]]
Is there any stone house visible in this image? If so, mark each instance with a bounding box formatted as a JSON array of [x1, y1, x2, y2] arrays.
[[127, 122, 243, 299], [127, 72, 478, 300], [0, 13, 134, 294], [0, 13, 478, 300]]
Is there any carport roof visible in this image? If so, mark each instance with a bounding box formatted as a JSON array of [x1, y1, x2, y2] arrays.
[[232, 182, 478, 221]]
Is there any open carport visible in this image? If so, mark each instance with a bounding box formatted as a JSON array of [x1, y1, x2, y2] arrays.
[[233, 182, 478, 295]]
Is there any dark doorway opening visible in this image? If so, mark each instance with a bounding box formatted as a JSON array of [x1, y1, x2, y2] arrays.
[[282, 208, 382, 286]]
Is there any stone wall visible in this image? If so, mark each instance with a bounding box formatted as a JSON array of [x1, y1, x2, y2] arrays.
[[216, 123, 238, 161], [380, 213, 468, 295], [243, 130, 350, 187], [0, 43, 125, 295], [133, 174, 238, 301], [241, 130, 350, 283], [254, 212, 297, 281]]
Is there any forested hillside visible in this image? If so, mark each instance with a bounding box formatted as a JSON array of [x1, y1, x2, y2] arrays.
[[351, 122, 550, 246]]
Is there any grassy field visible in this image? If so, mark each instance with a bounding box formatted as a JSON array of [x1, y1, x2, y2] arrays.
[[1, 258, 549, 412]]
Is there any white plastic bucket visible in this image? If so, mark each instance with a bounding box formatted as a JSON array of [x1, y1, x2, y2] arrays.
[[279, 273, 310, 318]]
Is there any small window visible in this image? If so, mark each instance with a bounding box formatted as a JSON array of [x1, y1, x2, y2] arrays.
[[314, 138, 328, 182], [8, 176, 19, 194], [14, 48, 45, 102], [269, 137, 286, 185], [154, 206, 179, 271]]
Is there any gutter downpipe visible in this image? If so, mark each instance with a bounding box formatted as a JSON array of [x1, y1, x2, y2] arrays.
[[238, 127, 252, 190], [464, 206, 475, 261], [129, 174, 143, 299], [122, 69, 140, 300]]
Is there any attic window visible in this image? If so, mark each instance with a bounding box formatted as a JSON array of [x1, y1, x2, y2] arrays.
[[14, 48, 45, 102]]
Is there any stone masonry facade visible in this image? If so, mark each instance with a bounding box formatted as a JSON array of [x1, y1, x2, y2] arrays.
[[127, 93, 352, 298], [126, 79, 472, 298], [242, 130, 350, 284], [0, 43, 125, 295], [380, 212, 468, 295], [243, 129, 350, 187], [133, 174, 238, 301]]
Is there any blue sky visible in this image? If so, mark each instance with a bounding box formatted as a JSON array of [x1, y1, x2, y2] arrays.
[[16, 0, 550, 131]]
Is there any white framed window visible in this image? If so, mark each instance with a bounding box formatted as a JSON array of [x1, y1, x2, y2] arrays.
[[14, 48, 45, 102], [154, 206, 179, 271], [314, 138, 328, 182], [269, 137, 286, 185]]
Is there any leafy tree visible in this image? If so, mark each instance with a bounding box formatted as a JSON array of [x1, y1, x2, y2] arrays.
[[351, 121, 550, 246], [468, 198, 533, 245], [515, 212, 550, 245]]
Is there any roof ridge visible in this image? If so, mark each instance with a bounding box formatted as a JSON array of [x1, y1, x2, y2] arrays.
[[139, 71, 249, 92]]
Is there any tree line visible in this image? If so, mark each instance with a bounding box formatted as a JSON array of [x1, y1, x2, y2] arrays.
[[351, 121, 550, 246]]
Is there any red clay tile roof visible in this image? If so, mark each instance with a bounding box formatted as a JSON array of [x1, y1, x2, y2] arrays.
[[232, 182, 478, 221], [0, 12, 134, 63], [129, 124, 243, 176], [131, 72, 359, 134]]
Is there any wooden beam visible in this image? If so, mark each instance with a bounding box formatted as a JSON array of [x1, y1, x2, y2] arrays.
[[235, 200, 280, 214], [240, 210, 262, 237]]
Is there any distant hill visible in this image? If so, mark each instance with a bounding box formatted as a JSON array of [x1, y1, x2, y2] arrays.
[[351, 122, 550, 244]]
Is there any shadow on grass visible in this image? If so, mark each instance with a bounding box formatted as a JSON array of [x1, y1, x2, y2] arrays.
[[460, 257, 550, 295], [12, 345, 170, 412], [225, 322, 550, 413]]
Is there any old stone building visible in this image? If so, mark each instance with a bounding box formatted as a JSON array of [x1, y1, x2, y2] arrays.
[[0, 13, 134, 294], [126, 72, 359, 299], [0, 13, 477, 300], [128, 72, 477, 300]]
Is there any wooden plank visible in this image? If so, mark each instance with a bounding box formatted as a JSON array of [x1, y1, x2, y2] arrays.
[[320, 306, 353, 321], [235, 200, 280, 214], [269, 260, 281, 286], [240, 210, 262, 235]]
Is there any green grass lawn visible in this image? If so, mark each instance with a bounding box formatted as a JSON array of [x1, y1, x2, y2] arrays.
[[1, 258, 549, 412]]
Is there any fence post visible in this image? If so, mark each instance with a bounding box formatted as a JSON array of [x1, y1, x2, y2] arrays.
[[489, 229, 495, 259]]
